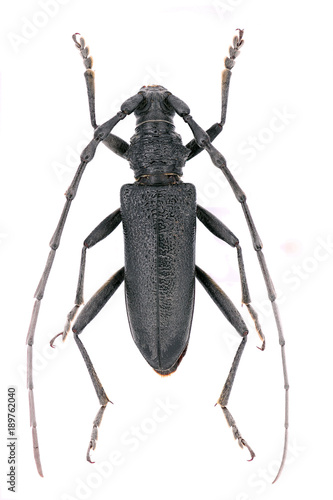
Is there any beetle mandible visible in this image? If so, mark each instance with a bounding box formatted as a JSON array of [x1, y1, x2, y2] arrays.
[[26, 30, 289, 482]]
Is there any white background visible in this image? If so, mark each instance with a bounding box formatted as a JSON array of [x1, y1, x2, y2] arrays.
[[1, 1, 332, 499]]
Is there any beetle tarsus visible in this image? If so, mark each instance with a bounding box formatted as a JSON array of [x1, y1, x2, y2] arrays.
[[50, 304, 81, 346], [245, 303, 265, 350], [222, 405, 255, 461], [62, 304, 81, 341], [72, 33, 96, 128], [86, 404, 108, 463], [87, 441, 96, 463]]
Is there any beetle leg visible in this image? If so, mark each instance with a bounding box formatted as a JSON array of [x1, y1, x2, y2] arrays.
[[102, 133, 130, 159], [185, 30, 244, 160], [185, 123, 223, 161], [72, 267, 124, 462], [200, 141, 288, 481], [50, 209, 122, 347], [195, 265, 254, 460], [197, 205, 264, 349], [27, 94, 143, 474], [220, 29, 244, 127], [73, 34, 130, 158], [177, 107, 289, 481], [73, 33, 97, 128], [218, 339, 255, 461]]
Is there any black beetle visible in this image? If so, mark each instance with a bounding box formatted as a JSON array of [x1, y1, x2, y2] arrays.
[[27, 30, 289, 482]]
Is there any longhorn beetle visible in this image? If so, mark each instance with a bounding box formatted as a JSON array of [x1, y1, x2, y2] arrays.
[[26, 30, 289, 482]]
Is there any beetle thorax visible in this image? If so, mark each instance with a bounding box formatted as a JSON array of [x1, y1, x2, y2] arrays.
[[126, 86, 190, 182]]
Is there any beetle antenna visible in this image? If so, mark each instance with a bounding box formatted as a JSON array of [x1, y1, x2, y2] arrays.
[[72, 33, 97, 129]]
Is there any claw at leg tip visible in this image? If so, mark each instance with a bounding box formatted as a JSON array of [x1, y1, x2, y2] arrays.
[[87, 449, 95, 464], [246, 448, 255, 461], [72, 33, 82, 48], [257, 340, 265, 351], [49, 332, 62, 348]]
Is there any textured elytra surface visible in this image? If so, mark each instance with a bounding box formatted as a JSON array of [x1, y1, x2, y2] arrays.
[[121, 183, 196, 373]]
